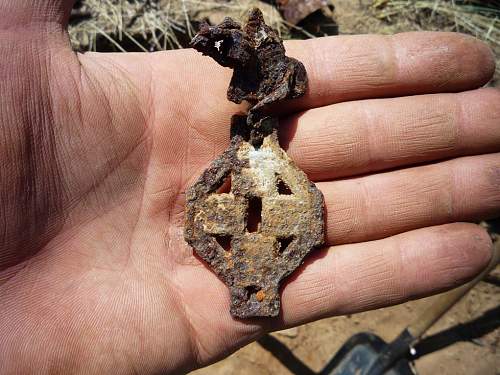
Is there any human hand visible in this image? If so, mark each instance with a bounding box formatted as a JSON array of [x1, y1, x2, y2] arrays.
[[1, 1, 499, 374]]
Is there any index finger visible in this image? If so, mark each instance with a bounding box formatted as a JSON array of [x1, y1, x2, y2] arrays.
[[281, 32, 495, 112]]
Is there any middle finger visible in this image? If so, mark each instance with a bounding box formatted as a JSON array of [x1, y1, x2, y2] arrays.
[[282, 88, 500, 181]]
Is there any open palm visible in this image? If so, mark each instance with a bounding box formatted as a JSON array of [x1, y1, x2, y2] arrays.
[[1, 2, 499, 374]]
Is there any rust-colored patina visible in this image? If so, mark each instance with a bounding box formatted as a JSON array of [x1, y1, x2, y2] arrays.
[[184, 8, 324, 318]]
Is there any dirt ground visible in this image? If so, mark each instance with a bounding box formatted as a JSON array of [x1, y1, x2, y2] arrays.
[[191, 1, 500, 374]]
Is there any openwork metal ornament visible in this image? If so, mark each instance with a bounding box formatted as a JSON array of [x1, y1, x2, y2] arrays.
[[184, 8, 325, 318]]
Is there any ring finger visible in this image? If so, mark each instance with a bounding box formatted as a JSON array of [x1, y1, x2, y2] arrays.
[[282, 88, 500, 181], [319, 153, 500, 245]]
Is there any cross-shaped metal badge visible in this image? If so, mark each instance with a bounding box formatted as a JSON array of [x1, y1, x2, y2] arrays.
[[185, 9, 325, 318]]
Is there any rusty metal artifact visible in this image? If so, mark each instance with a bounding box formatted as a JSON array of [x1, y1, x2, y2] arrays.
[[184, 8, 324, 318]]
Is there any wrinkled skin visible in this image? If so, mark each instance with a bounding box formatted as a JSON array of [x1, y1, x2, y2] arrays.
[[1, 1, 500, 374]]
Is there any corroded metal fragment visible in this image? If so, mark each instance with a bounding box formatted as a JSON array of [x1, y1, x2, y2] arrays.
[[190, 8, 307, 125], [185, 8, 325, 318]]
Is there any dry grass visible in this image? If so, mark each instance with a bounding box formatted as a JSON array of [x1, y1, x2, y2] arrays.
[[69, 0, 288, 52], [69, 1, 499, 81]]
